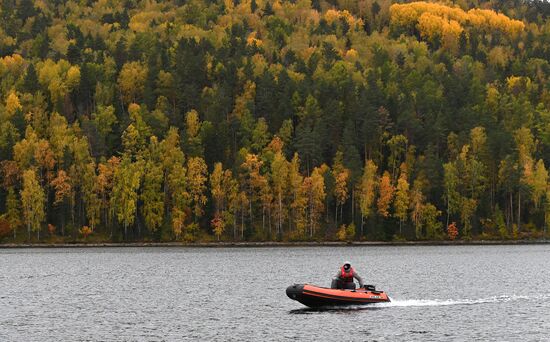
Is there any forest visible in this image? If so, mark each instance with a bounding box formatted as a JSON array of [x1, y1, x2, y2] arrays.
[[2, 0, 550, 243]]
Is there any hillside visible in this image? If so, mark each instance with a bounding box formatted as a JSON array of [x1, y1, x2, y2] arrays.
[[1, 0, 550, 242]]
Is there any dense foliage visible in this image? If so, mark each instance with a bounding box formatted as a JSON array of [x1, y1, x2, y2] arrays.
[[1, 0, 550, 242]]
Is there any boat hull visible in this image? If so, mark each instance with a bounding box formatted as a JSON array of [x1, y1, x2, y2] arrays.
[[286, 284, 390, 308]]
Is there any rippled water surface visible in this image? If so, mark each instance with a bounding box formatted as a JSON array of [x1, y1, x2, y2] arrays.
[[1, 245, 549, 341]]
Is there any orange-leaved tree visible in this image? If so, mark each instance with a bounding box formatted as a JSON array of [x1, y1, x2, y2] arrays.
[[377, 171, 394, 218], [447, 222, 458, 240]]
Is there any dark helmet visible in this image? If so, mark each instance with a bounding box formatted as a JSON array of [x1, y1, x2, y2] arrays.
[[343, 261, 351, 270]]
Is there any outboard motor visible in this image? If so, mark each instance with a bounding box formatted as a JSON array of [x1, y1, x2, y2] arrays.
[[363, 284, 384, 294]]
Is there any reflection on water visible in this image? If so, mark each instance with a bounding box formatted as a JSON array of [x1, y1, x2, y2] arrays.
[[288, 306, 385, 314], [1, 245, 549, 341]]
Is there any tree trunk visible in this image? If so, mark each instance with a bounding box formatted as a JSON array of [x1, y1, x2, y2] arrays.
[[262, 207, 265, 233], [360, 214, 364, 237], [232, 130, 237, 160], [325, 197, 329, 222], [335, 204, 338, 227], [249, 199, 253, 223], [290, 194, 295, 232], [137, 208, 140, 239], [509, 193, 513, 232], [278, 193, 282, 236], [490, 179, 494, 211], [517, 192, 521, 234], [61, 204, 65, 237], [446, 194, 450, 230], [309, 199, 314, 237], [391, 160, 396, 183], [268, 207, 272, 235], [241, 207, 244, 239], [351, 189, 355, 224], [288, 207, 291, 233], [71, 200, 75, 228], [233, 215, 237, 240], [288, 207, 292, 232], [79, 196, 83, 231]]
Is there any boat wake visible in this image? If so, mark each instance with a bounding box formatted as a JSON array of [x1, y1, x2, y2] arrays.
[[375, 294, 532, 308], [289, 294, 548, 313]]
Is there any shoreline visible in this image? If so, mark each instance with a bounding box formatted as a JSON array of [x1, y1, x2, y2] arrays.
[[0, 239, 549, 248]]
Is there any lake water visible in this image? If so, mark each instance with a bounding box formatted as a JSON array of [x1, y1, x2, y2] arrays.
[[0, 245, 549, 341]]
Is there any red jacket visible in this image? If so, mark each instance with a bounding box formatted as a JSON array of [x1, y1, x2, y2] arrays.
[[340, 266, 355, 282], [336, 267, 364, 287]]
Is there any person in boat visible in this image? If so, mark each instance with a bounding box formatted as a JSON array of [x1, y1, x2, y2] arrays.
[[331, 261, 364, 290]]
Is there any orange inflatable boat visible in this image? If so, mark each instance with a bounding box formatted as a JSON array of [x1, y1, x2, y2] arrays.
[[286, 284, 390, 307]]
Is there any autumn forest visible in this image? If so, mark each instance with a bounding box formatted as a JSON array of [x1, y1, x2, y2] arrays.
[[1, 0, 550, 243]]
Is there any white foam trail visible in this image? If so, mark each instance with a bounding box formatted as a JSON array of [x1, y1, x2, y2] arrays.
[[373, 295, 534, 308], [294, 294, 550, 311]]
